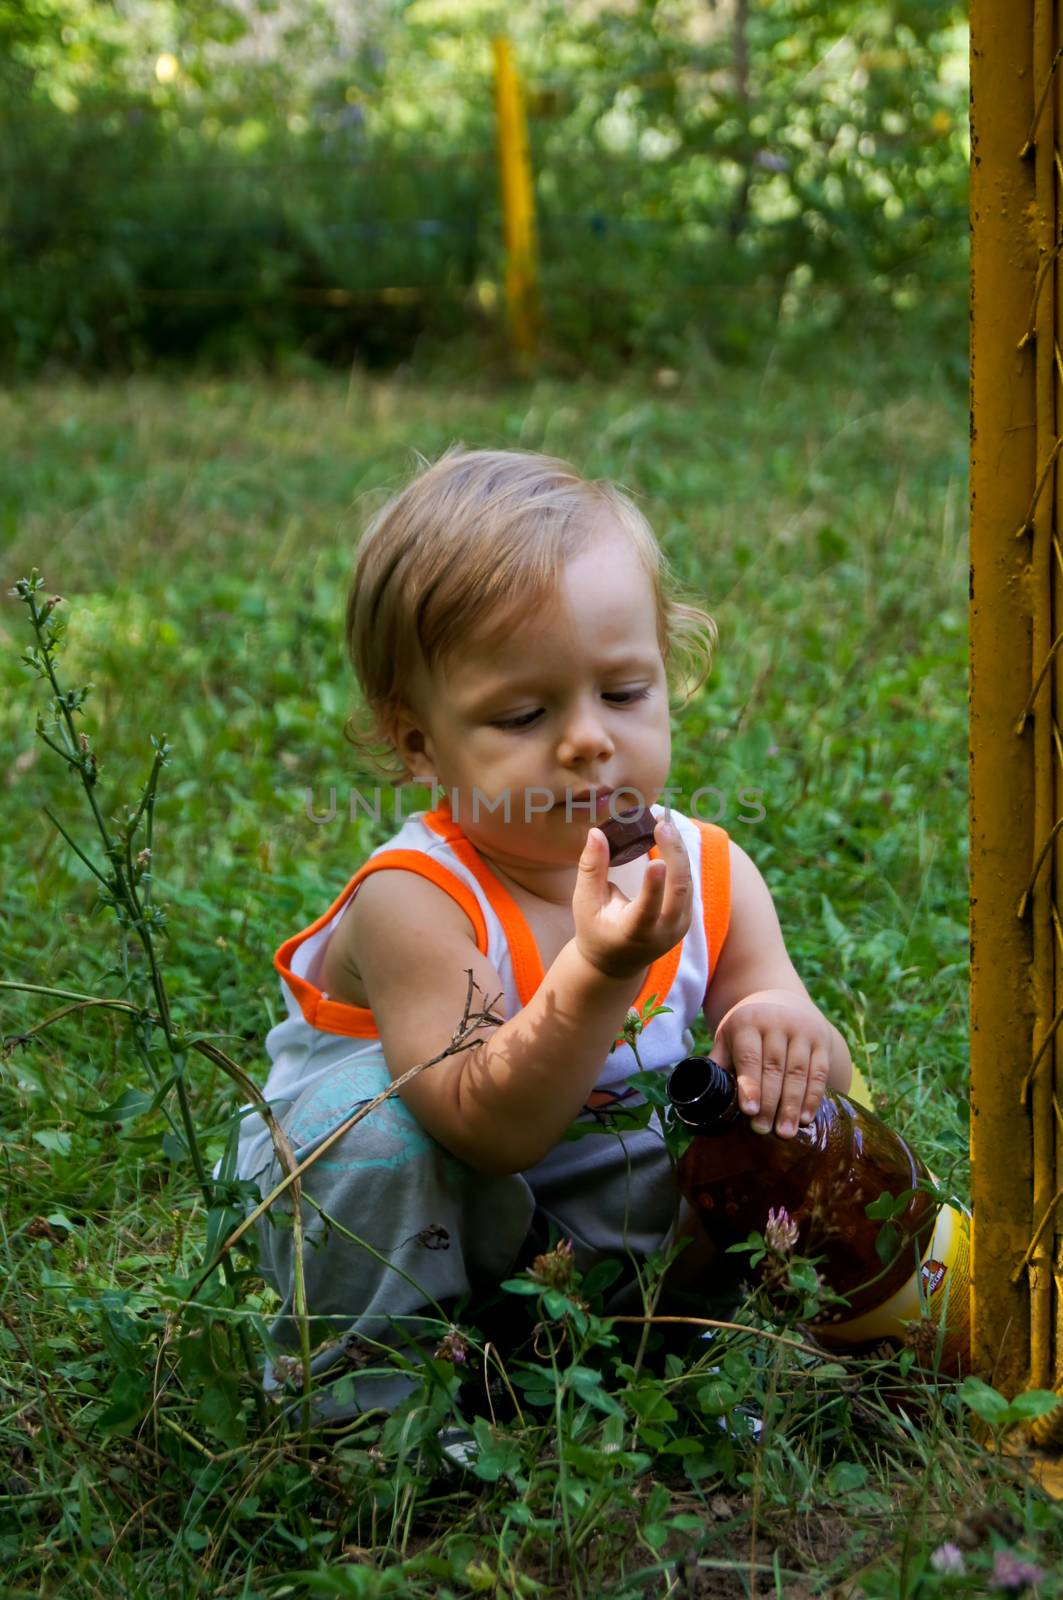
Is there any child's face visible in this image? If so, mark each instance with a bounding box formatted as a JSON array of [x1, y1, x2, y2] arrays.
[[394, 523, 673, 868]]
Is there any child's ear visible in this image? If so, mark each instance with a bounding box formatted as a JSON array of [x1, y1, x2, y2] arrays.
[[389, 706, 437, 784]]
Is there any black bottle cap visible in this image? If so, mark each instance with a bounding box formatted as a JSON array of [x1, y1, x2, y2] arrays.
[[667, 1056, 742, 1133]]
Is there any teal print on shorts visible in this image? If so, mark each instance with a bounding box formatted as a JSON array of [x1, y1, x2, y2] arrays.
[[286, 1058, 436, 1173]]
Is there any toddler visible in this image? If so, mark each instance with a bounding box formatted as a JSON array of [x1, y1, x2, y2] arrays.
[[237, 446, 853, 1409]]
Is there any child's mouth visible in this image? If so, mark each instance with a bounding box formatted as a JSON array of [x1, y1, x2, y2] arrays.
[[553, 787, 617, 817]]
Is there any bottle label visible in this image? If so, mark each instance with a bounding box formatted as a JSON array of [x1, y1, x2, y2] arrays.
[[847, 1063, 873, 1106], [812, 1201, 971, 1370]]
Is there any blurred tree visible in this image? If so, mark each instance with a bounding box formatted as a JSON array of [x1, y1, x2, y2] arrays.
[[0, 0, 968, 370]]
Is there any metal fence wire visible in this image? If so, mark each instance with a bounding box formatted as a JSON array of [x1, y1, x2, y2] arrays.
[[971, 1, 1063, 1433]]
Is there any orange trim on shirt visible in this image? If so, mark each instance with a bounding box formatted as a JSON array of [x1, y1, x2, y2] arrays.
[[273, 848, 490, 1040], [423, 802, 680, 1014], [422, 805, 545, 1007], [631, 935, 682, 1020], [693, 820, 732, 973], [274, 806, 719, 1045]]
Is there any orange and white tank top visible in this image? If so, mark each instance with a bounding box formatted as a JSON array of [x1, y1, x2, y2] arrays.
[[236, 802, 731, 1183]]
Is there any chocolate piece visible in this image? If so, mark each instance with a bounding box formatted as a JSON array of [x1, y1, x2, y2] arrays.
[[600, 806, 658, 865]]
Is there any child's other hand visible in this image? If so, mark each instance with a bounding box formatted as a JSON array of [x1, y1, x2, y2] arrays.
[[572, 815, 692, 981], [711, 993, 834, 1139]]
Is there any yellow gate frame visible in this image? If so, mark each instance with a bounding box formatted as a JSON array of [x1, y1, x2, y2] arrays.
[[970, 0, 1063, 1432]]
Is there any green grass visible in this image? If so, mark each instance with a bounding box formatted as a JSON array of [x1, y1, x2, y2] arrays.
[[0, 329, 1058, 1598]]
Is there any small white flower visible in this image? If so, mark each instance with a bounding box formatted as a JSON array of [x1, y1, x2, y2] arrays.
[[930, 1543, 966, 1576]]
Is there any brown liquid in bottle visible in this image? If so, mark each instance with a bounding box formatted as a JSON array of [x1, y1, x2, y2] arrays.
[[668, 1057, 970, 1371]]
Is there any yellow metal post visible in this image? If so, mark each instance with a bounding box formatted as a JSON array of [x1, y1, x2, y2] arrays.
[[969, 0, 1038, 1394], [1028, 0, 1058, 1408], [492, 36, 539, 366]]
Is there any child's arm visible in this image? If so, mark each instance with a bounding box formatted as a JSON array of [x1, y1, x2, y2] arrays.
[[703, 840, 852, 1139], [337, 817, 693, 1175]]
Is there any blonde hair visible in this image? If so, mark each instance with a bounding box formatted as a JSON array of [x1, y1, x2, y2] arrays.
[[344, 445, 717, 783]]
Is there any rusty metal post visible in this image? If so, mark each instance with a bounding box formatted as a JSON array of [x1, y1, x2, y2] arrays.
[[492, 36, 539, 367], [969, 0, 1038, 1395]]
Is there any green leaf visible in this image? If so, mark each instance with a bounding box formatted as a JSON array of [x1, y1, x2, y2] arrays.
[[469, 1418, 523, 1483], [195, 1376, 246, 1447], [864, 1189, 911, 1221], [96, 1368, 151, 1435], [697, 1379, 738, 1416], [512, 1368, 557, 1407], [286, 1570, 375, 1598], [788, 1260, 822, 1294], [626, 1385, 677, 1424], [827, 1461, 868, 1493], [463, 1562, 497, 1593], [79, 1085, 160, 1122], [161, 1130, 188, 1162], [562, 1440, 621, 1478], [567, 1366, 624, 1416], [1004, 1389, 1062, 1422], [821, 894, 854, 962], [957, 1376, 1012, 1426], [562, 1100, 655, 1138], [874, 1222, 900, 1266], [33, 1128, 71, 1156]]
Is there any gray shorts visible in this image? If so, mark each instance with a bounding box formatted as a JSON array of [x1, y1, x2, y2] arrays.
[[250, 1054, 682, 1413]]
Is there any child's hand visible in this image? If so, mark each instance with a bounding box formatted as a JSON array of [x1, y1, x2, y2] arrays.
[[572, 815, 692, 981], [711, 993, 835, 1138]]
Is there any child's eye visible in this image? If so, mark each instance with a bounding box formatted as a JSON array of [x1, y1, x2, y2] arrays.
[[603, 688, 651, 706], [493, 709, 542, 730], [492, 688, 650, 731]]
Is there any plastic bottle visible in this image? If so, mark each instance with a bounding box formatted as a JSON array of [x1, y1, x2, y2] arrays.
[[667, 1056, 970, 1374]]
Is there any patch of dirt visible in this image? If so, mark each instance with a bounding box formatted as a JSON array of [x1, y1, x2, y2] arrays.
[[664, 1494, 889, 1600]]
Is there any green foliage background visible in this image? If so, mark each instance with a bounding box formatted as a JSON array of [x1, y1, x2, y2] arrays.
[[1, 0, 968, 371]]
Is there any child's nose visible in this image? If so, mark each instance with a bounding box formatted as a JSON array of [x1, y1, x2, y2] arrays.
[[557, 704, 615, 765]]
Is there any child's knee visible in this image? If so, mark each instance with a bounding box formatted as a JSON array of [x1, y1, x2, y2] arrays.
[[253, 1116, 536, 1332]]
